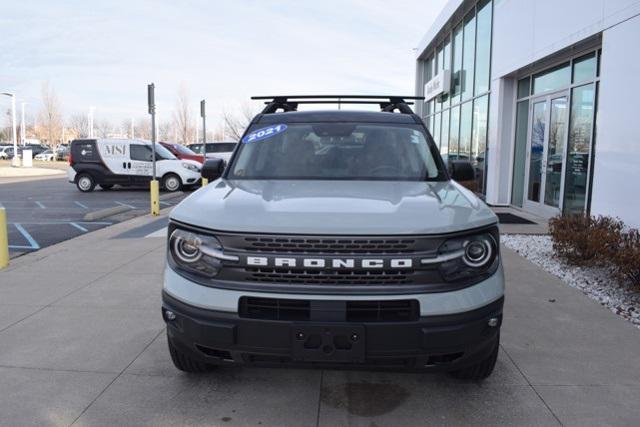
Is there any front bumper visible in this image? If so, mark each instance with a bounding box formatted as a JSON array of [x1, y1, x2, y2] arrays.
[[162, 291, 503, 370]]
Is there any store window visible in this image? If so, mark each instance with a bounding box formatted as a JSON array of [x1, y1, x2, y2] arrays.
[[474, 0, 492, 96], [532, 63, 570, 95], [563, 83, 595, 214], [441, 109, 450, 155], [511, 100, 529, 207], [451, 24, 463, 104], [472, 95, 488, 193], [572, 53, 596, 84], [459, 102, 473, 161], [462, 12, 476, 101], [448, 104, 460, 159], [418, 0, 493, 194]]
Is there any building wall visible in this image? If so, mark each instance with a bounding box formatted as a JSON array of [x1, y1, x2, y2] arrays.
[[484, 0, 640, 206], [590, 14, 640, 228], [417, 0, 640, 223]]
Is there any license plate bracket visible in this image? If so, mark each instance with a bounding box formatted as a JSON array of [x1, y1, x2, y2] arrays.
[[291, 324, 365, 363]]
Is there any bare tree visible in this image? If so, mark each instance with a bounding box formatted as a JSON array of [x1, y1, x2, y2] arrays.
[[158, 120, 172, 141], [222, 102, 260, 140], [173, 83, 194, 145], [135, 118, 151, 140], [68, 113, 89, 138], [38, 82, 63, 146], [95, 119, 113, 138]]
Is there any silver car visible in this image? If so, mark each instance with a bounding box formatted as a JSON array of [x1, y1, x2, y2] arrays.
[[162, 96, 503, 380]]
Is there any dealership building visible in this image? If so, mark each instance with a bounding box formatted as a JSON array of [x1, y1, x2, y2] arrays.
[[414, 0, 640, 227]]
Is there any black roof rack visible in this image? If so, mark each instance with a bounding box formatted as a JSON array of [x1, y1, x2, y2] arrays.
[[251, 95, 425, 115]]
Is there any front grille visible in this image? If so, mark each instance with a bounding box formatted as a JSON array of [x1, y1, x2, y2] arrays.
[[239, 297, 419, 322], [346, 300, 419, 322], [242, 237, 417, 254], [247, 268, 413, 285], [239, 297, 310, 321]]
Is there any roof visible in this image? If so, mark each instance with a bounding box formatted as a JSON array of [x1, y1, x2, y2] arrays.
[[256, 110, 420, 124]]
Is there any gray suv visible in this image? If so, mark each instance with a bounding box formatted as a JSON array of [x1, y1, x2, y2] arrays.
[[162, 96, 504, 380]]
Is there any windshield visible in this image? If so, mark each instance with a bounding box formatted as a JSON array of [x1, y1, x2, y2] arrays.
[[151, 143, 177, 160], [173, 144, 197, 156], [228, 123, 445, 181], [206, 143, 236, 153]]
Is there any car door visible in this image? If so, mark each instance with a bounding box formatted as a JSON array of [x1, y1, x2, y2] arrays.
[[96, 140, 131, 185], [128, 143, 154, 185]]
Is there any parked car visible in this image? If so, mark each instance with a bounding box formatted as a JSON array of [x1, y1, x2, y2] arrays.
[[34, 149, 55, 161], [23, 144, 49, 156], [159, 142, 205, 164], [0, 146, 20, 159], [187, 141, 237, 163], [55, 145, 69, 161], [68, 138, 202, 192], [162, 95, 503, 381]]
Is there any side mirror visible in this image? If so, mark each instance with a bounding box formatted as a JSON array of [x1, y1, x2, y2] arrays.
[[201, 158, 225, 180], [449, 160, 475, 182]]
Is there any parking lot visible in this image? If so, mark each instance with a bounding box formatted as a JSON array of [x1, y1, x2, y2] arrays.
[[0, 176, 188, 258]]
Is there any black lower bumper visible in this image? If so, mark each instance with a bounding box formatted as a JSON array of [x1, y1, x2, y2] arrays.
[[162, 291, 503, 371]]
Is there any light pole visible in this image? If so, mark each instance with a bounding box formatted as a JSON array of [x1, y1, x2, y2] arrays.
[[20, 102, 27, 146], [88, 106, 95, 138], [2, 92, 19, 167], [200, 100, 206, 144]]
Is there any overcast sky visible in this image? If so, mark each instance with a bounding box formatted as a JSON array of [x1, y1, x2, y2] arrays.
[[1, 0, 446, 129]]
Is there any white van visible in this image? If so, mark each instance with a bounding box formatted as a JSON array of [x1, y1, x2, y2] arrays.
[[68, 138, 202, 192]]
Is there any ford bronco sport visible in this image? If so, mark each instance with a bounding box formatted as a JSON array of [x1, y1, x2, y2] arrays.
[[162, 95, 504, 380]]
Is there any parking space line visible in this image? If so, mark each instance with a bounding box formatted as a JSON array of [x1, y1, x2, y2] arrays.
[[14, 224, 40, 250], [69, 222, 89, 232], [74, 201, 89, 209], [115, 201, 136, 209], [159, 201, 171, 206], [35, 201, 46, 209]]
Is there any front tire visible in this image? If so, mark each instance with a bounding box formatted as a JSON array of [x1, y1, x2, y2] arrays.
[[168, 335, 215, 373], [449, 334, 499, 381], [162, 173, 182, 192], [76, 173, 96, 192]]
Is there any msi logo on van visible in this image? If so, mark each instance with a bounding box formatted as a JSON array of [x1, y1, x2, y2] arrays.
[[102, 144, 127, 157]]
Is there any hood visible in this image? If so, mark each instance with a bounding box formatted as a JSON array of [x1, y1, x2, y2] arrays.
[[170, 180, 497, 235]]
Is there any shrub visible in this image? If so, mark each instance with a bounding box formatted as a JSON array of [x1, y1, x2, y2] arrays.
[[613, 229, 640, 287], [548, 214, 623, 266]]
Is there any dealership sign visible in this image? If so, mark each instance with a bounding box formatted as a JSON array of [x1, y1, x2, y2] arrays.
[[424, 70, 451, 101]]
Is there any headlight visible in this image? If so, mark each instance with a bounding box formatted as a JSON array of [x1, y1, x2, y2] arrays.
[[431, 232, 498, 282], [182, 162, 200, 172], [168, 229, 235, 277]]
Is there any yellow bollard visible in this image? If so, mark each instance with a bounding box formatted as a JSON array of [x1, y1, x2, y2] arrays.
[[0, 208, 9, 269], [201, 177, 208, 187], [150, 179, 160, 216]]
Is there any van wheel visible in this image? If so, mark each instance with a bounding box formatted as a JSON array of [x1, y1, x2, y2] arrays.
[[76, 173, 96, 192], [162, 173, 182, 192], [168, 335, 215, 373], [99, 184, 114, 190], [449, 334, 499, 381]]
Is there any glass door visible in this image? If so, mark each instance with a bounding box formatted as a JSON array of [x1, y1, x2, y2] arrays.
[[524, 92, 569, 217]]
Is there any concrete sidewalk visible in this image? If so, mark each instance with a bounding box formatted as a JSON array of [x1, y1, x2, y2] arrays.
[[1, 213, 639, 426]]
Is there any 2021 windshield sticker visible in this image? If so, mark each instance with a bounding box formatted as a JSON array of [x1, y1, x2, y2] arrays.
[[242, 124, 287, 144]]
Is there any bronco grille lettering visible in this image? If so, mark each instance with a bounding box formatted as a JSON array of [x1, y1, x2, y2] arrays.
[[245, 256, 413, 269]]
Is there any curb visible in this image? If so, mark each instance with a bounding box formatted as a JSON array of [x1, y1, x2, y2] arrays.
[[83, 205, 132, 221]]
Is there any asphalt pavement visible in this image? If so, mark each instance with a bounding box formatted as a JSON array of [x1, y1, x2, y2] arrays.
[[0, 176, 189, 258]]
